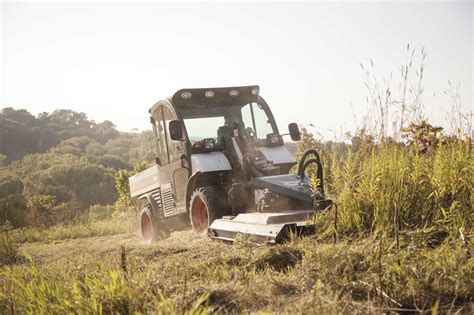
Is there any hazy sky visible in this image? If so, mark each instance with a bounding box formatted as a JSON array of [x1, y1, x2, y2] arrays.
[[1, 1, 472, 139]]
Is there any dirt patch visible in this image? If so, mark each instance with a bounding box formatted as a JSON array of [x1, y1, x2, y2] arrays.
[[191, 286, 241, 313], [252, 247, 303, 273], [224, 256, 247, 267], [426, 230, 449, 248]]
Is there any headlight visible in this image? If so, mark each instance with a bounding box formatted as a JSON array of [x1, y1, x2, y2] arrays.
[[181, 91, 192, 99], [204, 90, 215, 98], [229, 89, 239, 97], [251, 87, 259, 95]]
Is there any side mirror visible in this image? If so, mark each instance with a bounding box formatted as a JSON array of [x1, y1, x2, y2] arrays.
[[169, 120, 183, 140], [288, 123, 301, 141]]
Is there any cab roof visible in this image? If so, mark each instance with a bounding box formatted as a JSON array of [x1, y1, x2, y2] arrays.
[[170, 85, 260, 119]]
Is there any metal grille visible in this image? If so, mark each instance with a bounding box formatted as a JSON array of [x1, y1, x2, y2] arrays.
[[150, 189, 161, 205], [161, 188, 176, 217]]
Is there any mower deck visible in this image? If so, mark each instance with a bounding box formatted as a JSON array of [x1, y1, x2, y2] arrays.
[[207, 210, 318, 244]]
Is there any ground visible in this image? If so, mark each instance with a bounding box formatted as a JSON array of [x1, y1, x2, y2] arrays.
[[2, 218, 473, 314]]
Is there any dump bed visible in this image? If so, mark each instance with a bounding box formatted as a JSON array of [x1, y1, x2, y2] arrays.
[[129, 165, 160, 198]]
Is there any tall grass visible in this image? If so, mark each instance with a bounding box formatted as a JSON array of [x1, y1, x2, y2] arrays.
[[328, 138, 472, 237], [0, 232, 26, 266], [316, 46, 473, 239]]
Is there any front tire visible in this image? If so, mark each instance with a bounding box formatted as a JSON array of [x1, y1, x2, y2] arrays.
[[140, 205, 169, 243], [189, 187, 230, 235]]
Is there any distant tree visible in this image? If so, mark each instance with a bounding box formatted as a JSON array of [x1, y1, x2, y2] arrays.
[[0, 108, 124, 162], [50, 136, 99, 156], [96, 154, 131, 170], [92, 120, 119, 143], [27, 195, 69, 227], [0, 194, 29, 227], [0, 173, 24, 198], [1, 108, 35, 124], [0, 110, 39, 160], [50, 109, 91, 128], [0, 107, 157, 227], [9, 153, 117, 212]]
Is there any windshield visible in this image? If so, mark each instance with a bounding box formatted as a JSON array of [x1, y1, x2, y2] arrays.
[[184, 116, 225, 144], [184, 102, 276, 145]]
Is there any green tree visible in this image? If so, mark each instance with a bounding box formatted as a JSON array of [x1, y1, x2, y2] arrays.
[[114, 162, 150, 213], [0, 107, 157, 226], [27, 195, 69, 227], [0, 108, 126, 162], [0, 172, 23, 198], [0, 194, 29, 227]]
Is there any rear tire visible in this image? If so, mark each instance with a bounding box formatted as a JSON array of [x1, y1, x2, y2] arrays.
[[140, 204, 170, 243], [189, 187, 230, 235]]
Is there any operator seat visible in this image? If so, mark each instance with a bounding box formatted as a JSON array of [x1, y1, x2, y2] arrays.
[[218, 111, 239, 145], [217, 125, 233, 145]]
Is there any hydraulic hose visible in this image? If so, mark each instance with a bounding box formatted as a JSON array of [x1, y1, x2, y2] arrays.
[[297, 150, 324, 195], [297, 149, 320, 175]]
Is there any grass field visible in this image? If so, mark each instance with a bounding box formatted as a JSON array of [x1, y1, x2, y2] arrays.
[[1, 216, 472, 314], [1, 138, 472, 314], [1, 115, 472, 313]]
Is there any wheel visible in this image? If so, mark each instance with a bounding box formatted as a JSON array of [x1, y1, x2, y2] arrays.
[[189, 187, 230, 235], [140, 205, 169, 243]]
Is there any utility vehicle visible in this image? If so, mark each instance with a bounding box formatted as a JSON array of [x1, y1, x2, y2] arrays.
[[129, 85, 331, 244]]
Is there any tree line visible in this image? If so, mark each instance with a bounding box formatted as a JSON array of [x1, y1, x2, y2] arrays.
[[0, 107, 155, 228]]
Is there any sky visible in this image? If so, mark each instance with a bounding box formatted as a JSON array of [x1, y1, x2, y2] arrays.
[[1, 1, 472, 140]]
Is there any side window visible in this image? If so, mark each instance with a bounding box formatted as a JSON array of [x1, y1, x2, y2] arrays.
[[252, 103, 274, 137], [162, 106, 183, 163], [152, 106, 169, 166], [241, 104, 253, 133], [240, 103, 274, 139]]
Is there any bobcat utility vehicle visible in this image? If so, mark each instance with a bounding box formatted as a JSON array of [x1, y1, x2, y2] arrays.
[[129, 85, 332, 244]]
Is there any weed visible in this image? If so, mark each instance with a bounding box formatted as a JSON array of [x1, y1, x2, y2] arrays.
[[0, 232, 25, 266]]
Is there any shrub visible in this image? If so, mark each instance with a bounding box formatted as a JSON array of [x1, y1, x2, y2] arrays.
[[0, 194, 30, 228], [88, 204, 115, 222], [0, 232, 25, 266]]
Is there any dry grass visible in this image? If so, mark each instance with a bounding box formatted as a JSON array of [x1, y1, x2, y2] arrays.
[[0, 218, 472, 314], [0, 233, 26, 266], [1, 132, 473, 313], [9, 216, 136, 243]]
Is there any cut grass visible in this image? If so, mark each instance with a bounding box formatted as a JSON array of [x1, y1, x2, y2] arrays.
[[0, 225, 472, 314], [9, 216, 137, 244]]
